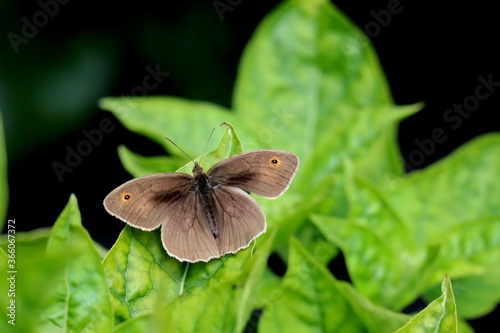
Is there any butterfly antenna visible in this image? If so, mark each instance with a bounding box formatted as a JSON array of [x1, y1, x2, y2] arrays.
[[164, 137, 195, 163], [198, 127, 216, 167]]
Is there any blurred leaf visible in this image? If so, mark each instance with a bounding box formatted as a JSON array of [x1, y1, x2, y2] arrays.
[[112, 314, 152, 333], [0, 112, 7, 226], [394, 276, 460, 333], [252, 266, 283, 312], [39, 195, 113, 333]]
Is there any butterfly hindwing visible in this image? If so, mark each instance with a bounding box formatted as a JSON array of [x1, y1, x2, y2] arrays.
[[160, 190, 220, 262], [212, 185, 266, 256]]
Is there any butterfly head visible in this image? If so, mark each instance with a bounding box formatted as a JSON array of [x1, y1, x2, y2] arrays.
[[192, 162, 205, 176]]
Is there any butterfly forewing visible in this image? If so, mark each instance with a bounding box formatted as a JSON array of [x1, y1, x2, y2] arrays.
[[207, 150, 299, 198], [103, 173, 193, 230]]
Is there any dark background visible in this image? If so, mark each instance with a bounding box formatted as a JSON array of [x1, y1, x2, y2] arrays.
[[1, 0, 498, 330]]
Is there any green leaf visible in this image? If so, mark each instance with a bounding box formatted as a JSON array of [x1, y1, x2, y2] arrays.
[[0, 112, 7, 226], [39, 195, 113, 333], [395, 276, 459, 333]]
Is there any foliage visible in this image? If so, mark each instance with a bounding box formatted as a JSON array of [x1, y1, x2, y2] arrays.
[[1, 0, 497, 331]]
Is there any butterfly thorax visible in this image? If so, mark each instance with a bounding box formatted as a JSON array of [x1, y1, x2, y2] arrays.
[[192, 163, 219, 238]]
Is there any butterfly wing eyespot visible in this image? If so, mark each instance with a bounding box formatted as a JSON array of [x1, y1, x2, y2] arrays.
[[121, 193, 132, 202], [269, 157, 281, 167]]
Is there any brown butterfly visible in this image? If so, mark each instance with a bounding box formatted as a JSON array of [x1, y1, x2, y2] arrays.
[[104, 150, 299, 262]]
